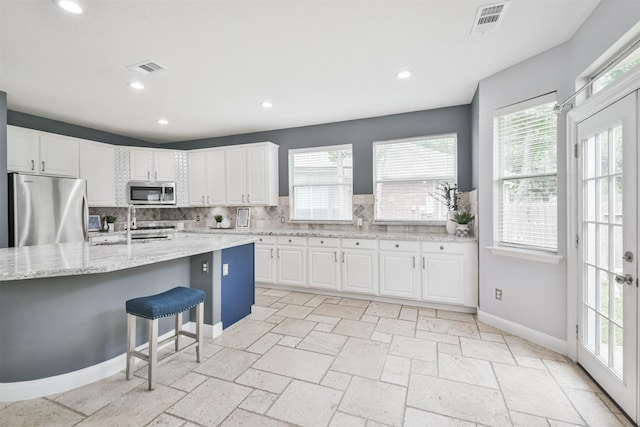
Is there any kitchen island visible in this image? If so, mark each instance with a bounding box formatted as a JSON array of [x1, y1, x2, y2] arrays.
[[0, 234, 256, 401]]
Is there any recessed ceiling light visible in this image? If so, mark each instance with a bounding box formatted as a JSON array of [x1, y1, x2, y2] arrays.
[[157, 119, 169, 125], [395, 70, 413, 80], [128, 82, 144, 90], [54, 0, 83, 14], [261, 101, 273, 108]]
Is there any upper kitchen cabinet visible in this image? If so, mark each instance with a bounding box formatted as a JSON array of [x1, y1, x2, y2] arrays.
[[225, 142, 279, 206], [130, 148, 175, 181], [7, 126, 79, 178], [188, 149, 226, 206], [80, 141, 115, 206]]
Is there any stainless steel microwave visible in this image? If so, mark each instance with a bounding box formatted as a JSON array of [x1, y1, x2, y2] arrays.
[[127, 181, 176, 205]]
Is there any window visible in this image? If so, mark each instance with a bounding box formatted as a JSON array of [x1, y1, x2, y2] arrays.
[[289, 145, 353, 221], [592, 45, 640, 95], [374, 134, 457, 222], [494, 93, 557, 251]]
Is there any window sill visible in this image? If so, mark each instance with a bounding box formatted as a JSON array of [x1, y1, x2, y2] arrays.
[[288, 220, 354, 225], [372, 220, 447, 226], [487, 246, 564, 264]]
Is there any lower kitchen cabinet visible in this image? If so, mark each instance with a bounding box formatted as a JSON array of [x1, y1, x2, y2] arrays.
[[276, 236, 306, 286], [379, 240, 420, 299], [254, 236, 276, 283], [307, 237, 340, 290], [341, 238, 378, 295], [421, 242, 477, 307], [221, 243, 255, 329]]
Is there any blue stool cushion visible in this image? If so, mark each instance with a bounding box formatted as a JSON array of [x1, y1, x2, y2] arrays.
[[126, 286, 205, 320]]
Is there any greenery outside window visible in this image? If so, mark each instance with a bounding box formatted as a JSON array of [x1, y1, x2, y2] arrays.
[[494, 93, 558, 252], [374, 134, 457, 222], [289, 145, 353, 221], [591, 45, 640, 95]]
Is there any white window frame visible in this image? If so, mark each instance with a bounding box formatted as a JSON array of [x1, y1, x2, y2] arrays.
[[288, 144, 353, 222], [373, 134, 458, 223], [493, 92, 558, 254]]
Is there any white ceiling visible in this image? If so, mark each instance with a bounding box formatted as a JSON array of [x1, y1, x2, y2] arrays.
[[0, 0, 599, 144]]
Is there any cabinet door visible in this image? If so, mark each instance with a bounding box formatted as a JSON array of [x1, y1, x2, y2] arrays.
[[221, 243, 255, 329], [246, 145, 267, 205], [188, 152, 207, 206], [225, 147, 245, 205], [308, 248, 340, 290], [422, 254, 464, 305], [342, 250, 378, 295], [277, 246, 306, 286], [255, 244, 276, 283], [379, 251, 419, 299], [80, 142, 115, 206], [7, 126, 39, 173], [130, 149, 151, 180], [154, 150, 175, 181], [39, 133, 79, 177], [206, 150, 226, 205]]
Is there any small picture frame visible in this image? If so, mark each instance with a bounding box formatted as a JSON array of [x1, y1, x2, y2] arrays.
[[236, 207, 251, 230], [88, 215, 102, 232]]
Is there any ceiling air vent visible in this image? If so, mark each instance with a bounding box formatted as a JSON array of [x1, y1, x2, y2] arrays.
[[471, 2, 509, 35], [127, 60, 166, 75]]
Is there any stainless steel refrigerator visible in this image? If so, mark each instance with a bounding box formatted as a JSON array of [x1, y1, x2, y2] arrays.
[[9, 173, 88, 247]]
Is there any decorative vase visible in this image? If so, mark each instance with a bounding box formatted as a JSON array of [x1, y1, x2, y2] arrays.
[[456, 224, 470, 237], [221, 218, 231, 229], [446, 211, 457, 235], [216, 222, 221, 228], [107, 223, 114, 233]]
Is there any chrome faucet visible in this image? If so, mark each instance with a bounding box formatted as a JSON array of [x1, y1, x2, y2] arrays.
[[127, 204, 137, 244]]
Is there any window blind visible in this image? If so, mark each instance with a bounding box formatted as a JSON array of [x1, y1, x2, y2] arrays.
[[495, 95, 557, 251], [289, 145, 353, 221], [374, 135, 457, 221]]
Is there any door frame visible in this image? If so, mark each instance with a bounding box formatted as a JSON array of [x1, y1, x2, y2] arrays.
[[566, 70, 640, 419]]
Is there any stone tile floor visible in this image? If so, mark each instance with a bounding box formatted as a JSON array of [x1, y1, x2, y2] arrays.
[[0, 287, 634, 426]]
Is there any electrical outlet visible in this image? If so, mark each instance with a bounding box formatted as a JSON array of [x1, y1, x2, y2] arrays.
[[202, 262, 208, 273], [357, 217, 363, 226], [280, 216, 285, 223], [495, 288, 503, 300], [223, 263, 229, 276], [196, 215, 200, 222]]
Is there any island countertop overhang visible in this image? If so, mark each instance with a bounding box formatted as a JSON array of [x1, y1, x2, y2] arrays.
[[0, 234, 257, 281]]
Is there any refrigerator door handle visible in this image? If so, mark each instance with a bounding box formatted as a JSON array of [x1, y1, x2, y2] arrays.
[[82, 193, 89, 241]]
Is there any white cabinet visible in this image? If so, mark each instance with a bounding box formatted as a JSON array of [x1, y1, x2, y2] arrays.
[[379, 240, 420, 300], [276, 236, 306, 286], [188, 149, 226, 206], [225, 142, 279, 206], [421, 242, 477, 307], [307, 237, 340, 290], [130, 148, 175, 181], [79, 141, 115, 206], [341, 238, 378, 295], [7, 126, 79, 177], [254, 236, 277, 283]]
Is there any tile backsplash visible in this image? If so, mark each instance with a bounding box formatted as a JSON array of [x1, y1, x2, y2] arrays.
[[90, 192, 475, 235]]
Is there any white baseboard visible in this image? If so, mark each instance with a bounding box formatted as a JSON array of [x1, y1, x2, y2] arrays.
[[0, 321, 224, 402], [477, 309, 568, 356]]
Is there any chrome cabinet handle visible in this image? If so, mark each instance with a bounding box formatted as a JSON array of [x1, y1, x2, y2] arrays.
[[207, 195, 210, 204], [342, 253, 345, 263], [422, 257, 425, 269], [277, 249, 280, 258], [413, 256, 416, 268], [615, 274, 634, 286], [242, 194, 245, 203], [247, 194, 251, 203], [201, 195, 205, 204], [31, 160, 34, 171], [41, 161, 45, 172], [334, 251, 337, 262], [155, 171, 158, 180], [270, 248, 274, 258], [147, 171, 150, 180]]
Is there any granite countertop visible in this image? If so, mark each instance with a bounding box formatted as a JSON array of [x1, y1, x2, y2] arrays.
[[188, 228, 477, 242], [0, 234, 256, 281]]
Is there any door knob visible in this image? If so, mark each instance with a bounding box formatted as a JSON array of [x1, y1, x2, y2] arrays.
[[615, 274, 634, 286]]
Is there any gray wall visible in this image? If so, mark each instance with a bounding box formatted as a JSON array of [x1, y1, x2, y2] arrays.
[[167, 106, 473, 195], [476, 0, 640, 340], [0, 92, 7, 248], [470, 87, 479, 190], [8, 110, 155, 148]]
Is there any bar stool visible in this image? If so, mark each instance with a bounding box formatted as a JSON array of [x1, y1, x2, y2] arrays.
[[125, 286, 205, 390]]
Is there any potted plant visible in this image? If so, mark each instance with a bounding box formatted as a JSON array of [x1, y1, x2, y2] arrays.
[[214, 215, 223, 228], [453, 210, 474, 237], [429, 182, 459, 235], [103, 215, 117, 233]]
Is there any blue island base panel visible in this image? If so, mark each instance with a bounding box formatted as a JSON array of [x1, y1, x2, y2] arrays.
[[221, 243, 255, 329]]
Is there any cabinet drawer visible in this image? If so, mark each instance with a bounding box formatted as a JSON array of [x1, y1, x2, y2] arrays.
[[379, 240, 419, 252], [421, 241, 465, 255], [277, 235, 307, 246], [253, 235, 276, 244], [342, 238, 377, 250], [308, 237, 340, 248]]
